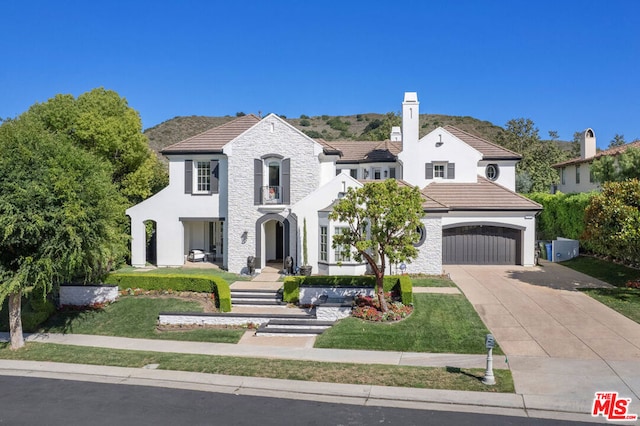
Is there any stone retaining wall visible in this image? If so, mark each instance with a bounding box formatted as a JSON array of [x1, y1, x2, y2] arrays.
[[299, 286, 373, 305], [59, 285, 119, 307]]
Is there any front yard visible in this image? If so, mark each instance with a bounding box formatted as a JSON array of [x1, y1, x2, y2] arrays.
[[560, 256, 640, 324]]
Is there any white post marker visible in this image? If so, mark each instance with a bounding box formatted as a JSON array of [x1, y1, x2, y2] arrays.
[[483, 334, 496, 385]]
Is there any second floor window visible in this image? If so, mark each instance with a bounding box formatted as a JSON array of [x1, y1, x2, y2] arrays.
[[196, 161, 211, 193], [576, 165, 581, 184]]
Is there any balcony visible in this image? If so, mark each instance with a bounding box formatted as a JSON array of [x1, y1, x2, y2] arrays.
[[262, 185, 282, 205]]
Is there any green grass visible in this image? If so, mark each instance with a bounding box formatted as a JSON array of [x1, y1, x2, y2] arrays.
[[560, 256, 640, 324], [315, 293, 501, 354], [560, 256, 640, 288], [0, 342, 514, 393], [112, 266, 250, 282], [39, 297, 244, 343], [410, 275, 457, 287], [581, 288, 640, 324]]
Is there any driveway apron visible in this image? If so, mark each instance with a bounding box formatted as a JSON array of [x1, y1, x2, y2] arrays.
[[445, 263, 640, 411]]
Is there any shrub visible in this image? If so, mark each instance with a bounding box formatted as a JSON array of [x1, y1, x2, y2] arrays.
[[104, 273, 231, 312], [282, 275, 412, 305], [303, 130, 323, 139], [300, 114, 309, 119], [299, 119, 310, 127]]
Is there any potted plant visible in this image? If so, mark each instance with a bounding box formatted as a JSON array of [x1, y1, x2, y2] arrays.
[[299, 218, 312, 276]]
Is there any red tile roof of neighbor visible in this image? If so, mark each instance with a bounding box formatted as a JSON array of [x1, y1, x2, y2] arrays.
[[161, 114, 261, 154], [422, 177, 542, 211], [553, 140, 640, 167]]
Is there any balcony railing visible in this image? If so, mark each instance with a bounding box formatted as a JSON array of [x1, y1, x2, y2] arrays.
[[262, 185, 282, 204]]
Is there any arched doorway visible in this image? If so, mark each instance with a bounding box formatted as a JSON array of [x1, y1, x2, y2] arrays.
[[144, 220, 157, 265], [255, 213, 295, 271]]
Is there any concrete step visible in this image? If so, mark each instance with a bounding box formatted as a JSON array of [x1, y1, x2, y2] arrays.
[[232, 299, 284, 306], [254, 317, 334, 336], [231, 288, 284, 307]]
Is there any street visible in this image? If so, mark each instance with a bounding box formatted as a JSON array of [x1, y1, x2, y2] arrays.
[[0, 376, 581, 425]]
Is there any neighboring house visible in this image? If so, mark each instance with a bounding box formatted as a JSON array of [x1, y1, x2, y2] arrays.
[[127, 92, 542, 275], [552, 129, 640, 193]]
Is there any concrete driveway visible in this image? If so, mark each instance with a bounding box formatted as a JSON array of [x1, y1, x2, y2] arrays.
[[445, 262, 640, 413], [445, 261, 640, 360]]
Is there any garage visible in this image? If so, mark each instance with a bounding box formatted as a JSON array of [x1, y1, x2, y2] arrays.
[[443, 225, 521, 265]]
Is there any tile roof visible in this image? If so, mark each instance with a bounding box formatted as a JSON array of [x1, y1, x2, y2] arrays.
[[330, 140, 402, 163], [443, 126, 521, 160], [422, 177, 542, 211], [553, 140, 640, 167], [161, 114, 261, 154]]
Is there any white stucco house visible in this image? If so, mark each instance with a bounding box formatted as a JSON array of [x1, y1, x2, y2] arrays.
[[552, 128, 640, 193], [127, 92, 542, 275]]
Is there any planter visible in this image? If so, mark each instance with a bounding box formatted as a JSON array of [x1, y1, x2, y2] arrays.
[[299, 265, 313, 276]]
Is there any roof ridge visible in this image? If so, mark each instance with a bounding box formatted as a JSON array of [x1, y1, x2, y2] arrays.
[[444, 125, 521, 157]]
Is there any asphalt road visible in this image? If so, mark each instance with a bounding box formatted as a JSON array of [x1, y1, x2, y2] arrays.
[[0, 376, 582, 425]]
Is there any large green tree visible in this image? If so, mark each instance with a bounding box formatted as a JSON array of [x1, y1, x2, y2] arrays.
[[0, 113, 128, 349], [591, 147, 640, 183], [497, 118, 570, 193], [329, 180, 424, 312], [27, 88, 167, 204]]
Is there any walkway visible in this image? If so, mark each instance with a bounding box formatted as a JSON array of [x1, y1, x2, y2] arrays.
[[446, 262, 640, 415]]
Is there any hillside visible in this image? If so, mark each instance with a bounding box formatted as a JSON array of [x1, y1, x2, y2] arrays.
[[144, 113, 508, 155]]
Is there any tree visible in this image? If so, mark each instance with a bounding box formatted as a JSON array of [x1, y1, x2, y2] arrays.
[[609, 133, 626, 148], [26, 88, 167, 205], [497, 118, 570, 193], [592, 147, 640, 183], [329, 180, 424, 312], [0, 113, 128, 349], [360, 112, 401, 141]]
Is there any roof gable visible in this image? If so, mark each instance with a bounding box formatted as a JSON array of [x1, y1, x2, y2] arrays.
[[161, 114, 261, 154], [443, 126, 521, 160]]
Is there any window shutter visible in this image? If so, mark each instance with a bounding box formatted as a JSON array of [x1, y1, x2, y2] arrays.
[[210, 160, 219, 194], [282, 158, 291, 204], [425, 163, 433, 179], [254, 159, 262, 205], [185, 160, 193, 194], [447, 163, 455, 179], [389, 167, 396, 179]]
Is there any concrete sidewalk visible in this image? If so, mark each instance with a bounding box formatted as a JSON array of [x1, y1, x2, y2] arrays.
[[0, 333, 595, 423]]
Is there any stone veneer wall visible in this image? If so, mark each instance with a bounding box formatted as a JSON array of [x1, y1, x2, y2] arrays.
[[298, 286, 374, 305], [59, 285, 119, 307], [412, 216, 442, 275], [226, 117, 321, 274]]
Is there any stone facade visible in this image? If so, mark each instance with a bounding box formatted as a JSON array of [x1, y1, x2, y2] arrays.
[[226, 115, 322, 273], [59, 285, 119, 307]]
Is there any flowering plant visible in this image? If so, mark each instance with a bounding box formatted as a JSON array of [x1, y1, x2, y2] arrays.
[[351, 293, 412, 322]]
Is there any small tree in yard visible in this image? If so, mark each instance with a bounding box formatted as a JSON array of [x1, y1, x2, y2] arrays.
[[0, 113, 128, 350], [329, 180, 424, 312]]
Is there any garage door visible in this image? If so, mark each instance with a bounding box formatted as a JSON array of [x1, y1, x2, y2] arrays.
[[443, 225, 521, 265]]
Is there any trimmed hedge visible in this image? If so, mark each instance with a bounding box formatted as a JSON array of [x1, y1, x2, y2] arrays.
[[283, 275, 413, 305], [0, 295, 56, 333], [526, 192, 595, 242], [104, 273, 231, 312]]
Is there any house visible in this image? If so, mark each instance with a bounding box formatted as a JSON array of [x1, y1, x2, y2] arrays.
[[126, 92, 542, 275], [552, 129, 640, 193]]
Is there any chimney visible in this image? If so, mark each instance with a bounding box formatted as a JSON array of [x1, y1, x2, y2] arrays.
[[402, 92, 419, 148], [390, 126, 402, 141], [580, 128, 596, 159]]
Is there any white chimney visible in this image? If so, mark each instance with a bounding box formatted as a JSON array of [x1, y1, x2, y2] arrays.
[[402, 92, 419, 148], [390, 126, 402, 141], [580, 128, 596, 159]]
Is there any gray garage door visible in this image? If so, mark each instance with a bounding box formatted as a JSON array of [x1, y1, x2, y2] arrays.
[[443, 225, 521, 265]]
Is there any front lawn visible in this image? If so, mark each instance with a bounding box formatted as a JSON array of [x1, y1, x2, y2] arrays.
[[112, 266, 250, 282], [39, 297, 244, 343], [410, 275, 457, 287], [560, 256, 640, 324], [315, 293, 500, 354], [0, 342, 514, 393]]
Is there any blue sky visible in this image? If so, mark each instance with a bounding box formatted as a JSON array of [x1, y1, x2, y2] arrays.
[[2, 1, 638, 148]]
